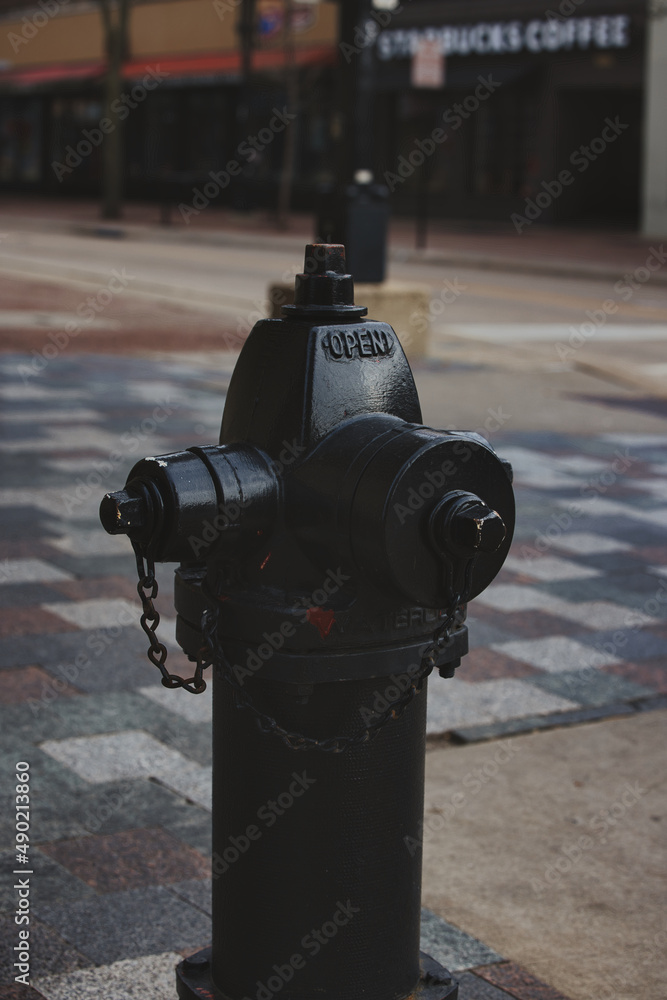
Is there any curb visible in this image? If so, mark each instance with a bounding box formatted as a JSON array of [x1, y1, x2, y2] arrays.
[[437, 693, 667, 746], [392, 246, 667, 287], [2, 211, 665, 286]]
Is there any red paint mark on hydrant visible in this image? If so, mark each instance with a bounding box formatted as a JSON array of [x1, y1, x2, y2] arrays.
[[260, 552, 271, 570], [306, 606, 335, 639]]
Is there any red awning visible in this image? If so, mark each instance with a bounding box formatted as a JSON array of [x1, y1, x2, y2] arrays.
[[0, 44, 336, 90], [123, 44, 337, 80], [0, 60, 104, 88]]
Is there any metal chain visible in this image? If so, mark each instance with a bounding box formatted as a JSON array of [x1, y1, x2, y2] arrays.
[[131, 541, 465, 751], [132, 542, 210, 695], [201, 587, 465, 753]]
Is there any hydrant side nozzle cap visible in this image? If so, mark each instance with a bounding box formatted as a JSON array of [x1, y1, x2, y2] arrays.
[[100, 488, 148, 535]]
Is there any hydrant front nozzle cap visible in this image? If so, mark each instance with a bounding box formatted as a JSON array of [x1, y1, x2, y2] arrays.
[[100, 489, 147, 535], [432, 492, 507, 558], [452, 503, 506, 554]]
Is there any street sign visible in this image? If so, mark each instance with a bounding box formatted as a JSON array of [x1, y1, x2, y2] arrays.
[[411, 39, 445, 88]]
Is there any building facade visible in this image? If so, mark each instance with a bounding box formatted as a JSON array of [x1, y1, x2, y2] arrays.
[[0, 0, 651, 227], [0, 0, 338, 207], [371, 0, 646, 226]]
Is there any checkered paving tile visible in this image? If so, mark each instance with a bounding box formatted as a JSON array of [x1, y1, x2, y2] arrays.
[[456, 973, 517, 999], [34, 952, 183, 1000], [473, 962, 573, 1000], [0, 915, 92, 985], [0, 607, 80, 638], [0, 560, 75, 585], [2, 354, 662, 998], [0, 666, 80, 705], [35, 886, 213, 964], [40, 731, 212, 809], [40, 828, 209, 892], [489, 636, 621, 673]]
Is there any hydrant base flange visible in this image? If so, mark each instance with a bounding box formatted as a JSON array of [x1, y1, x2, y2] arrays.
[[176, 948, 459, 1000]]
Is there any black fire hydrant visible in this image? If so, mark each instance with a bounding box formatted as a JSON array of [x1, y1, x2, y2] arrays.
[[100, 245, 514, 1000]]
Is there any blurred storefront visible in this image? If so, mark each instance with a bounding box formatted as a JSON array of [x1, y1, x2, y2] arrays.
[[0, 0, 338, 206], [372, 0, 646, 226], [0, 0, 651, 226]]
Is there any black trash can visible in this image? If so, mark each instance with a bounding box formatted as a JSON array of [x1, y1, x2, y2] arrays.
[[316, 181, 389, 284]]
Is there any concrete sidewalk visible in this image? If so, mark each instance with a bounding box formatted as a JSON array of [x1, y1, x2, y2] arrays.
[[1, 195, 665, 286], [423, 710, 666, 1000]]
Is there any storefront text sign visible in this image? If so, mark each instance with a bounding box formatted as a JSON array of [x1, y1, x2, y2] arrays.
[[377, 15, 630, 60]]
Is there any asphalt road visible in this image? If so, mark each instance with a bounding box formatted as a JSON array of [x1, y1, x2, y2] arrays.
[[0, 220, 665, 436], [2, 224, 667, 326]]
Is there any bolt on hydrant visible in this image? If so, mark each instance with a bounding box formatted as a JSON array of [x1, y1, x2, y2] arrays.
[[100, 244, 515, 1000]]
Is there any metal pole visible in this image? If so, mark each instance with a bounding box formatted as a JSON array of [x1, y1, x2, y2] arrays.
[[236, 0, 256, 209], [277, 0, 298, 227], [337, 0, 375, 183]]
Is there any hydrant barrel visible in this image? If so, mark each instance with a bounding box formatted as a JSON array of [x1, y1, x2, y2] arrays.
[[213, 676, 427, 1000]]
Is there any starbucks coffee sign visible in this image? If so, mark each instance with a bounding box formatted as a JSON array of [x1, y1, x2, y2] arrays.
[[376, 15, 630, 59]]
